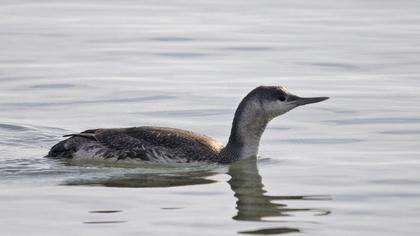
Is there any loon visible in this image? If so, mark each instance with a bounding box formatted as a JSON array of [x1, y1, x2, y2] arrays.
[[47, 86, 328, 163]]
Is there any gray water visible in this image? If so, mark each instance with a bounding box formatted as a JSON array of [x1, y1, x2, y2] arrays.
[[1, 0, 420, 235]]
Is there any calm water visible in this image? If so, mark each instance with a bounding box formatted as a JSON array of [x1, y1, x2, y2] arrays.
[[1, 0, 420, 235]]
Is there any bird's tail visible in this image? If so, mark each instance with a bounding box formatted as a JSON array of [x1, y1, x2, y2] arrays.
[[47, 139, 73, 158]]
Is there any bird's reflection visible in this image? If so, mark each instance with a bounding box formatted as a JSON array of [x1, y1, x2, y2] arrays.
[[228, 157, 330, 234], [64, 169, 217, 187], [63, 158, 330, 234], [228, 157, 330, 221]]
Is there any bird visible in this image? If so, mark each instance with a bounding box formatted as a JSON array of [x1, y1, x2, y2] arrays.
[[47, 86, 328, 164]]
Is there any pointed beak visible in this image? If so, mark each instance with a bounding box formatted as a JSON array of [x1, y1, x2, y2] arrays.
[[287, 94, 329, 106]]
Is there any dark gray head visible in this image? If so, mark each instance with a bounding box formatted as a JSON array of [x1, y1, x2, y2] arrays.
[[222, 85, 329, 161], [242, 85, 329, 121]]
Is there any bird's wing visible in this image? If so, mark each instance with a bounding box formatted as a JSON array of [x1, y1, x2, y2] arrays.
[[87, 128, 184, 161], [59, 127, 220, 162], [63, 129, 101, 140]]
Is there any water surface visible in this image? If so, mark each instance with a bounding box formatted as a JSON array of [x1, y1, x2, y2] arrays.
[[1, 0, 420, 235]]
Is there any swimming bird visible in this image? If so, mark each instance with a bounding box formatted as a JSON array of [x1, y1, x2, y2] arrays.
[[47, 86, 328, 163]]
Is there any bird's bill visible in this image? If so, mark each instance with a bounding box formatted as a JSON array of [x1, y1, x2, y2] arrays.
[[287, 94, 329, 106]]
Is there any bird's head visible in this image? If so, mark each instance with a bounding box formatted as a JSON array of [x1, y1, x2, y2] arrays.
[[246, 86, 329, 121]]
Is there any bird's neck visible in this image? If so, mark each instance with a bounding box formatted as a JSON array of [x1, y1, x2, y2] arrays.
[[221, 98, 269, 162]]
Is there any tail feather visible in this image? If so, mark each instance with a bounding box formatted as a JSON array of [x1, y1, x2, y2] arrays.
[[47, 139, 73, 158], [63, 133, 98, 141], [47, 136, 97, 159]]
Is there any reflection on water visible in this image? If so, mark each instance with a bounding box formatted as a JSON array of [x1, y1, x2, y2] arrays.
[[61, 157, 330, 233], [89, 210, 122, 213], [64, 169, 217, 188], [239, 227, 300, 235], [229, 158, 330, 222], [228, 158, 330, 234], [83, 220, 127, 224]]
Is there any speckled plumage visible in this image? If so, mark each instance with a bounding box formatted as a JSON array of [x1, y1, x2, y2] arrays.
[[48, 127, 225, 163], [47, 86, 328, 163]]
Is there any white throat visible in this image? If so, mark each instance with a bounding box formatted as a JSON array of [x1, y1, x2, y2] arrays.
[[223, 97, 269, 160]]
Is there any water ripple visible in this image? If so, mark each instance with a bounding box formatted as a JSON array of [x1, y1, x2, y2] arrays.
[[327, 117, 420, 125], [239, 227, 300, 235], [155, 52, 208, 58], [276, 138, 363, 144], [2, 96, 176, 108], [0, 124, 31, 132], [380, 130, 420, 135], [139, 109, 231, 117], [150, 37, 195, 42]]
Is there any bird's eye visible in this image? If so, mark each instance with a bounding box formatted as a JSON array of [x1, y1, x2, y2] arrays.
[[278, 94, 286, 101]]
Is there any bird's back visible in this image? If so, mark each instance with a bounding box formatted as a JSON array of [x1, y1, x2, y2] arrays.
[[48, 126, 224, 163]]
